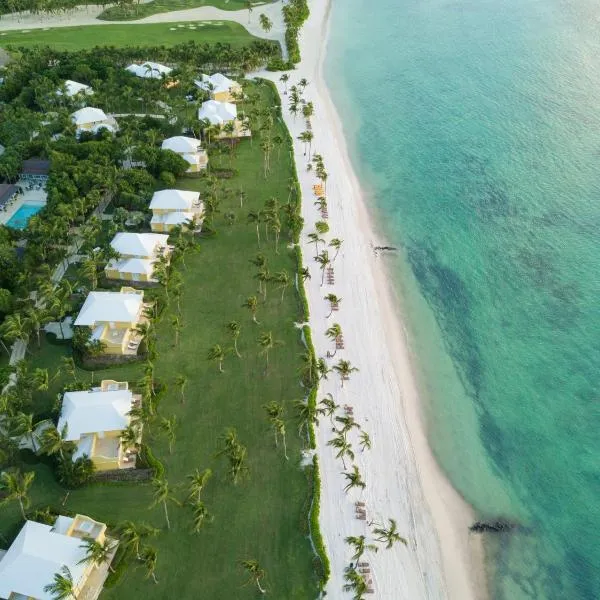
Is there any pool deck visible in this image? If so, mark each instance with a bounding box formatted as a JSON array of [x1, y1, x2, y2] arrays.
[[0, 183, 47, 226]]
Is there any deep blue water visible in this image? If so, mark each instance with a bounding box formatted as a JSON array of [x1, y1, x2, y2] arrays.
[[326, 0, 600, 597]]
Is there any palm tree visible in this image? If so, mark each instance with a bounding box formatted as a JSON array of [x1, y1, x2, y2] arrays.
[[259, 13, 273, 32], [327, 434, 354, 468], [247, 210, 263, 247], [187, 468, 212, 503], [258, 331, 282, 374], [240, 559, 267, 594], [227, 321, 242, 357], [171, 315, 182, 347], [329, 238, 343, 261], [140, 545, 159, 584], [359, 431, 372, 452], [345, 534, 378, 563], [316, 357, 332, 381], [335, 414, 360, 437], [10, 412, 39, 452], [373, 518, 408, 549], [325, 323, 342, 357], [43, 565, 76, 599], [191, 500, 213, 532], [315, 250, 331, 286], [343, 566, 368, 598], [307, 232, 324, 258], [40, 424, 73, 462], [255, 267, 270, 301], [274, 270, 291, 303], [315, 220, 329, 235], [333, 359, 359, 387], [174, 373, 188, 404], [1, 312, 31, 347], [342, 465, 366, 493], [25, 306, 48, 348], [319, 393, 339, 425], [150, 477, 179, 530], [207, 344, 227, 373], [120, 425, 140, 452], [78, 538, 116, 571], [293, 398, 326, 438], [324, 293, 342, 317], [0, 469, 35, 519], [243, 296, 260, 324], [279, 73, 290, 95], [115, 521, 158, 560], [160, 416, 177, 454]]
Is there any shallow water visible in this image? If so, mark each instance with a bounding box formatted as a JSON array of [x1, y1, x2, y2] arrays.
[[325, 0, 600, 597]]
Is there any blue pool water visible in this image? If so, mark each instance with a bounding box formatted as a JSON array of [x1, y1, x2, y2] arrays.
[[6, 203, 44, 229]]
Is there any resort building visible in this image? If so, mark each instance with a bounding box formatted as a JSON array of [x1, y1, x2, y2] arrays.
[[57, 380, 141, 471], [57, 79, 94, 97], [125, 61, 172, 79], [0, 514, 113, 600], [195, 73, 242, 102], [21, 158, 50, 184], [73, 287, 148, 355], [197, 100, 250, 138], [105, 232, 170, 283], [0, 183, 17, 211], [149, 189, 203, 232], [71, 107, 117, 137], [161, 136, 208, 173]]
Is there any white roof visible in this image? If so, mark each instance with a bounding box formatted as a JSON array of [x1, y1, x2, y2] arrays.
[[198, 100, 237, 125], [125, 61, 172, 79], [151, 212, 194, 226], [74, 290, 143, 326], [150, 189, 199, 210], [161, 136, 202, 154], [59, 80, 93, 97], [0, 519, 89, 600], [107, 257, 155, 276], [195, 73, 239, 94], [58, 388, 133, 440], [110, 232, 169, 259], [71, 106, 107, 125]]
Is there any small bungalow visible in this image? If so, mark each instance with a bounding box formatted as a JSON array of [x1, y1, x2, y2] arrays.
[[125, 61, 172, 79], [71, 107, 117, 137], [57, 79, 94, 97], [195, 73, 242, 103], [0, 514, 113, 600], [57, 380, 141, 471], [21, 158, 50, 184], [197, 100, 250, 138], [161, 136, 208, 173], [105, 232, 170, 283], [73, 287, 147, 355], [149, 188, 203, 233]]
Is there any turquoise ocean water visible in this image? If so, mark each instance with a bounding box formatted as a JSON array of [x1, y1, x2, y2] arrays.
[[325, 0, 600, 598]]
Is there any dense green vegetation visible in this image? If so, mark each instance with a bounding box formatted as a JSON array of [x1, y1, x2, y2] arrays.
[[283, 0, 309, 64], [0, 22, 264, 51], [0, 45, 325, 598]]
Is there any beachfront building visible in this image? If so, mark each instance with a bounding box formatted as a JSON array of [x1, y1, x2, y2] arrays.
[[57, 380, 141, 471], [73, 287, 148, 355], [195, 73, 242, 102], [57, 79, 94, 98], [125, 61, 173, 79], [161, 136, 208, 173], [0, 514, 114, 600], [150, 188, 203, 232], [71, 107, 117, 137], [105, 232, 170, 283], [197, 100, 250, 138]]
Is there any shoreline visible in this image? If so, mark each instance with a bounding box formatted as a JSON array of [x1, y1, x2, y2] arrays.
[[262, 0, 488, 597]]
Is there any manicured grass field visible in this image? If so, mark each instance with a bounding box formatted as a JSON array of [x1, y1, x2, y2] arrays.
[[98, 0, 273, 21], [0, 81, 319, 599], [0, 21, 262, 51]]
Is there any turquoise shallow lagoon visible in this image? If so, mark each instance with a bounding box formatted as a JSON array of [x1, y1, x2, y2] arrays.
[[325, 0, 600, 597]]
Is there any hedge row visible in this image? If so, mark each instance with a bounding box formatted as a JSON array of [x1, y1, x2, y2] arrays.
[[310, 455, 331, 587], [283, 0, 310, 64]]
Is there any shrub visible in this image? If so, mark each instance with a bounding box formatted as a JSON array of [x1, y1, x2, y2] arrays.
[[309, 455, 330, 587], [57, 455, 95, 488]]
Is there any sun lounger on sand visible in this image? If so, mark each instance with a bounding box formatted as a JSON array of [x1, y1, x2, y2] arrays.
[[357, 561, 369, 567]]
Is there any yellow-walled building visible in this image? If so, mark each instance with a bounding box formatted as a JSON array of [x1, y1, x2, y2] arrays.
[[150, 188, 204, 233], [105, 232, 170, 283]]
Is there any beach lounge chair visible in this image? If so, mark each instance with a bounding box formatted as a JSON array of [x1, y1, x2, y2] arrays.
[[357, 562, 369, 567], [355, 501, 366, 507]]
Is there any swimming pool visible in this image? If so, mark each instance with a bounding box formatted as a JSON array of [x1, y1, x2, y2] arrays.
[[5, 202, 45, 229]]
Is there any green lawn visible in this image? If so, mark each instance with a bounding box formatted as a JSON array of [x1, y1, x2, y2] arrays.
[[0, 21, 262, 51], [98, 0, 274, 21], [1, 82, 320, 598]]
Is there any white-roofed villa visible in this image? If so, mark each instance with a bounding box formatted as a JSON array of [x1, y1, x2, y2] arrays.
[[57, 79, 94, 98], [197, 100, 250, 139], [73, 287, 149, 355], [125, 61, 172, 80], [161, 136, 208, 173], [0, 513, 115, 600], [150, 188, 203, 233], [105, 232, 171, 283], [195, 73, 242, 103], [57, 379, 142, 471], [71, 107, 117, 138]]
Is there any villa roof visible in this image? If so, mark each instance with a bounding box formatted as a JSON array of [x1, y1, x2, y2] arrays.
[[197, 100, 237, 125], [0, 519, 90, 600], [151, 211, 194, 226], [58, 80, 93, 97], [161, 136, 202, 154], [0, 183, 16, 204], [22, 158, 51, 176], [58, 388, 133, 440], [110, 232, 169, 259], [74, 290, 143, 326], [150, 189, 199, 210], [107, 257, 155, 276], [71, 106, 108, 125], [195, 73, 239, 94], [125, 61, 173, 79]]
